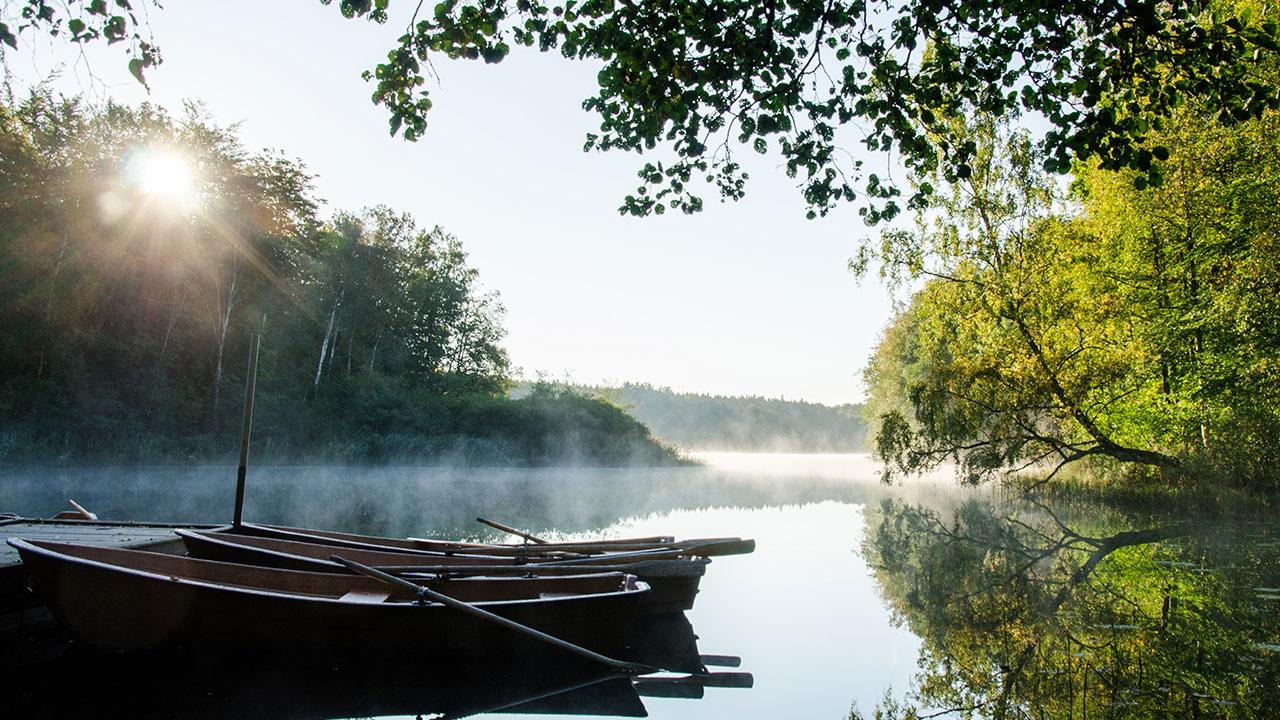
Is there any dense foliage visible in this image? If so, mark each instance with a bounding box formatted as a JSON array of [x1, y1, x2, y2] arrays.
[[0, 92, 680, 465], [563, 382, 867, 452], [863, 108, 1280, 491], [330, 0, 1280, 223], [6, 2, 1279, 222]]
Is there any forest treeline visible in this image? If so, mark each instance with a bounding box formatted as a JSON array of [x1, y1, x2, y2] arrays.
[[862, 104, 1280, 494], [0, 92, 680, 466], [530, 383, 867, 452]]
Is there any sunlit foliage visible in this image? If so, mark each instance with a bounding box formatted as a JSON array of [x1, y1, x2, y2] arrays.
[[0, 91, 677, 464], [863, 107, 1280, 491]]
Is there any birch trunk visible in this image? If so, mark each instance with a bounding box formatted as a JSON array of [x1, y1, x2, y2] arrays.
[[37, 232, 70, 378], [211, 259, 241, 409], [313, 288, 343, 389]]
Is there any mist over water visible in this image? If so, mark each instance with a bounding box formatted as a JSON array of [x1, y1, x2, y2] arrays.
[[1, 453, 966, 537]]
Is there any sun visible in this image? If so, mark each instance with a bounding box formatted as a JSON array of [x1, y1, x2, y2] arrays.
[[129, 147, 197, 207]]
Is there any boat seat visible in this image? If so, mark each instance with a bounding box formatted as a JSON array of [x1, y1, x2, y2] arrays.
[[339, 590, 392, 603]]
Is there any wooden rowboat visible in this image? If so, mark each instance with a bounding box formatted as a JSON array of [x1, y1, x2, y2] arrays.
[[9, 538, 649, 659], [179, 529, 707, 613], [234, 521, 756, 558]]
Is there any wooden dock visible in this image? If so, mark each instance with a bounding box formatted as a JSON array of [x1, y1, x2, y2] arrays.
[[1, 517, 217, 626], [1, 518, 202, 566]]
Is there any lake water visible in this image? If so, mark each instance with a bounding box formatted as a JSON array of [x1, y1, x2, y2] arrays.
[[5, 453, 1278, 718]]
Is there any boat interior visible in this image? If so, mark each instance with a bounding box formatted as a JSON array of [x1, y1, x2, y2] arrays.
[[14, 539, 637, 604]]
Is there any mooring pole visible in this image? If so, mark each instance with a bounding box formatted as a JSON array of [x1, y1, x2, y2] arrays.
[[233, 334, 261, 528]]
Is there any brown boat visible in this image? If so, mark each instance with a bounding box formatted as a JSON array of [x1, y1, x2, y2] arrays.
[[179, 529, 707, 613], [9, 538, 649, 658], [235, 522, 756, 558]]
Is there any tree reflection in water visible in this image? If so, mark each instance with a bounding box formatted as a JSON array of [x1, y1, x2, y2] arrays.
[[858, 498, 1280, 719]]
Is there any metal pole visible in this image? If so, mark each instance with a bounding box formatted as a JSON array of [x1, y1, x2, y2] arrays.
[[233, 334, 261, 527]]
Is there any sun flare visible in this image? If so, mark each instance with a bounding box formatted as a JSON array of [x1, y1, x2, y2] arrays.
[[129, 147, 196, 207]]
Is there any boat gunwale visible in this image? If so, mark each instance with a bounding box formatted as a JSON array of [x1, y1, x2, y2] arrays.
[[235, 522, 581, 559]]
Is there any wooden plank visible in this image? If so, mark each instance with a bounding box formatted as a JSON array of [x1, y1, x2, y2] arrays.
[[0, 521, 195, 569]]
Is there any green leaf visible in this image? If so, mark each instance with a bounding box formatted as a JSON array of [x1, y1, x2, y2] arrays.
[[104, 15, 127, 42], [128, 57, 147, 86]]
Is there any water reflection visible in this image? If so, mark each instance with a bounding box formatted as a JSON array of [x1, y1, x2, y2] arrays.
[[6, 611, 753, 719], [860, 498, 1280, 718], [6, 455, 1276, 718]]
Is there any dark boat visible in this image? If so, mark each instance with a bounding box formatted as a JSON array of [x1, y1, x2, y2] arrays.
[[179, 529, 707, 613], [9, 538, 648, 658]]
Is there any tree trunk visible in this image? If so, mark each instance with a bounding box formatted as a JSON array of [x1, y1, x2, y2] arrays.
[[313, 289, 342, 389], [211, 260, 241, 410], [368, 332, 381, 374], [37, 231, 71, 378], [1048, 526, 1184, 613], [346, 321, 355, 374], [158, 286, 187, 366], [1009, 310, 1179, 470]]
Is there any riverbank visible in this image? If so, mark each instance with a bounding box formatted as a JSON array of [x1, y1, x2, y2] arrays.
[[1003, 467, 1279, 516], [0, 386, 687, 467]]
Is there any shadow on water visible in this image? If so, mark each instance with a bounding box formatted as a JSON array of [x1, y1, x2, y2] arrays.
[[859, 496, 1280, 719], [10, 647, 642, 719], [5, 611, 753, 719]]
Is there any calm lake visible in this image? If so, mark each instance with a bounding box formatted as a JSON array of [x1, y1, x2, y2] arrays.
[[5, 453, 1278, 719]]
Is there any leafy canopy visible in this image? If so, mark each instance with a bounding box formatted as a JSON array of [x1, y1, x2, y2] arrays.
[[5, 1, 1278, 222], [335, 0, 1280, 222], [863, 105, 1280, 490], [0, 1, 160, 85]]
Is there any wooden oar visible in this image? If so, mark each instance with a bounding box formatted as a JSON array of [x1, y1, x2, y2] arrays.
[[632, 671, 754, 697], [382, 558, 708, 579], [67, 499, 98, 520], [670, 537, 755, 557], [632, 676, 705, 699], [406, 536, 754, 557], [525, 538, 754, 566], [699, 654, 742, 668], [697, 671, 755, 688], [477, 517, 548, 544], [331, 555, 654, 675]]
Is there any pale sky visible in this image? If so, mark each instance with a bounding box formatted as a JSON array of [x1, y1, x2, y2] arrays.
[[7, 1, 898, 405]]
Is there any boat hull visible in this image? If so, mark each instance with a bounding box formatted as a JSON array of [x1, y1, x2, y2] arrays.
[[13, 539, 645, 660]]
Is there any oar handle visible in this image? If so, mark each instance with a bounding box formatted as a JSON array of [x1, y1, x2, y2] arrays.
[[477, 517, 548, 544], [331, 555, 654, 675], [525, 538, 754, 566], [67, 499, 98, 521]]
